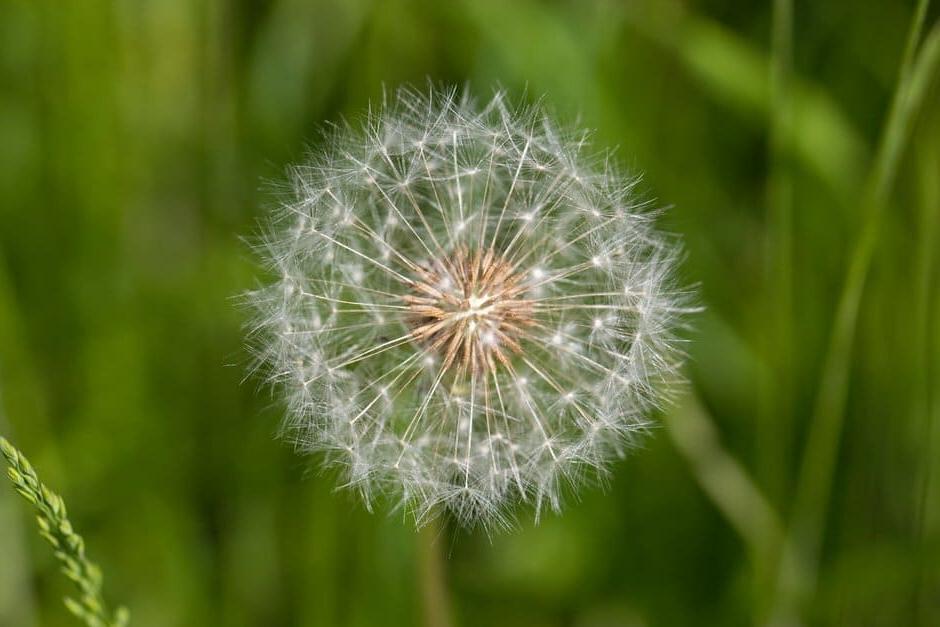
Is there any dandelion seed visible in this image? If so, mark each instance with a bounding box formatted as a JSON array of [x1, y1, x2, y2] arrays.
[[246, 86, 691, 529]]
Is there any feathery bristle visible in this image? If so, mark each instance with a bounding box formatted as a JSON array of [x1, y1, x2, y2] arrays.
[[246, 85, 691, 529]]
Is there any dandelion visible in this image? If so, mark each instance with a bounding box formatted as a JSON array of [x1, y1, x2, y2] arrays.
[[247, 86, 690, 529]]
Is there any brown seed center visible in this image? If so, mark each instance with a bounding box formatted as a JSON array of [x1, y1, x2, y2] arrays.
[[402, 247, 535, 376]]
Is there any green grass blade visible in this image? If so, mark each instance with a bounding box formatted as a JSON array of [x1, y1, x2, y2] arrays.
[[769, 8, 940, 624], [913, 114, 940, 622], [759, 0, 795, 506]]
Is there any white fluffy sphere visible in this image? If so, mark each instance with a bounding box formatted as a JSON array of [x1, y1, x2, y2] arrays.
[[247, 86, 689, 529]]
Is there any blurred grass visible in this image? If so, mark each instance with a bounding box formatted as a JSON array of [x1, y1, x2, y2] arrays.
[[770, 10, 940, 625], [1, 1, 938, 626]]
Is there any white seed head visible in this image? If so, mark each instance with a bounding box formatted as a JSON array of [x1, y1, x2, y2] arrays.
[[246, 86, 690, 529]]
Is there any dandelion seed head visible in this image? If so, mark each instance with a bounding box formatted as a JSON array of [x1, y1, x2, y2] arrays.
[[246, 86, 690, 530]]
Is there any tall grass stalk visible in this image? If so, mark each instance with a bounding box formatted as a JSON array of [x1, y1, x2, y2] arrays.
[[913, 125, 940, 620], [759, 0, 795, 504], [666, 392, 783, 560], [1, 437, 129, 627], [754, 1, 795, 620], [768, 5, 939, 623], [0, 408, 37, 626]]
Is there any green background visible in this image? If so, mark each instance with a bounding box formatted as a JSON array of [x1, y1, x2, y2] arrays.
[[1, 0, 938, 625]]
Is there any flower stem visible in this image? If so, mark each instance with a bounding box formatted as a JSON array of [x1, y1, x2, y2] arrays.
[[417, 518, 454, 627]]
